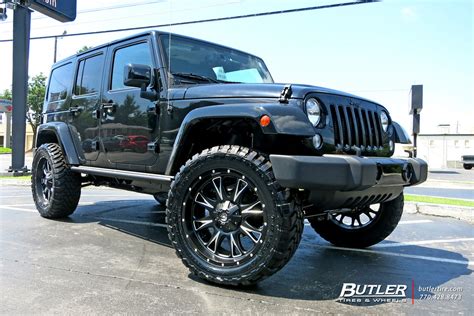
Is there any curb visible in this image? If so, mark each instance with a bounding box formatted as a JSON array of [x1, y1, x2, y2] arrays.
[[405, 202, 474, 224]]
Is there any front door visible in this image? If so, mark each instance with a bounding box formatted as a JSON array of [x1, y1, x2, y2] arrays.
[[101, 38, 159, 170]]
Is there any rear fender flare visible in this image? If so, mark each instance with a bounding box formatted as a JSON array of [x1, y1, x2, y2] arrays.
[[36, 122, 84, 165]]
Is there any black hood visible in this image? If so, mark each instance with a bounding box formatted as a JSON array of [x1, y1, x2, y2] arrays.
[[177, 83, 377, 104]]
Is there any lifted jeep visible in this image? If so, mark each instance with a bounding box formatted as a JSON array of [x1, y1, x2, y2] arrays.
[[32, 31, 427, 286]]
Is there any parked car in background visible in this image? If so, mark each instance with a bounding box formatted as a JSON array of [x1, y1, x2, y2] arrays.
[[462, 155, 474, 170]]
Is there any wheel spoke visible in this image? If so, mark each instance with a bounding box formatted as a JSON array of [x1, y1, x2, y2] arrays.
[[241, 201, 262, 216], [193, 217, 213, 231], [195, 192, 214, 210], [365, 211, 373, 220], [230, 232, 243, 257], [233, 179, 248, 202], [240, 222, 262, 244], [212, 177, 224, 201], [206, 231, 222, 254]]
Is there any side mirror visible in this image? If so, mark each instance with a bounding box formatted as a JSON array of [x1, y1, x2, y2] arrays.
[[124, 64, 151, 88]]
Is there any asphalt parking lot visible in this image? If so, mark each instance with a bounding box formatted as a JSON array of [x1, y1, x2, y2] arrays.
[[1, 184, 473, 314]]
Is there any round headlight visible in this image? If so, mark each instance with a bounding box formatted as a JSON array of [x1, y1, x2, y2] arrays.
[[380, 111, 389, 132], [306, 98, 321, 126]]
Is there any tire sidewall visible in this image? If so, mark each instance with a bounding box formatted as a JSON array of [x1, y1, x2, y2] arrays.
[[32, 145, 55, 215], [168, 152, 285, 280]]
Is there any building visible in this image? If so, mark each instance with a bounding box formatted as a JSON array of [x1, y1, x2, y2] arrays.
[[416, 134, 474, 169], [0, 113, 34, 151]]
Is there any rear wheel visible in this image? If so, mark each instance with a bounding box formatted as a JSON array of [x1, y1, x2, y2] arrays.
[[166, 146, 303, 285], [308, 193, 404, 248], [31, 143, 81, 219]]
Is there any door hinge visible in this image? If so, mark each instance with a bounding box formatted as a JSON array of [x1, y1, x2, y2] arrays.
[[279, 84, 292, 103]]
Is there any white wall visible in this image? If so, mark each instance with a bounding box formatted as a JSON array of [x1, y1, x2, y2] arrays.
[[417, 134, 474, 169]]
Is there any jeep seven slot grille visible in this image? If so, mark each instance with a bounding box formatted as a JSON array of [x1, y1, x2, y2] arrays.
[[330, 104, 383, 150]]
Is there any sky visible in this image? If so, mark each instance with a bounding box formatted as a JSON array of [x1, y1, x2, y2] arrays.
[[0, 0, 472, 134]]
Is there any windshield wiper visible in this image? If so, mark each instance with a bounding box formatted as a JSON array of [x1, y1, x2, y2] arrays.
[[171, 72, 220, 84]]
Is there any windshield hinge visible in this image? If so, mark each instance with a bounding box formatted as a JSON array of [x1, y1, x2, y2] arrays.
[[279, 85, 292, 103]]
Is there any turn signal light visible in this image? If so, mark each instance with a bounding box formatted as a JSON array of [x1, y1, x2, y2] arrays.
[[260, 115, 271, 127]]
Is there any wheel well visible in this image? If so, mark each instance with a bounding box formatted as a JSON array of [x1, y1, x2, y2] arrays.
[[36, 130, 59, 148], [171, 118, 261, 175]]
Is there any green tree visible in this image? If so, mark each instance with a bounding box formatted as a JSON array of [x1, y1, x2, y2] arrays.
[[0, 89, 12, 100], [27, 73, 47, 146], [77, 46, 92, 54]]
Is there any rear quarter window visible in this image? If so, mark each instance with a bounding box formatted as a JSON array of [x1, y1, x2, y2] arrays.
[[46, 62, 73, 112]]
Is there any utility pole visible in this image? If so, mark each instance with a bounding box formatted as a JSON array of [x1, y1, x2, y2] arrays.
[[53, 30, 67, 63], [10, 3, 31, 174]]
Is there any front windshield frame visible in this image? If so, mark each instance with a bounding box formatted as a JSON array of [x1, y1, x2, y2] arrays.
[[159, 34, 274, 85]]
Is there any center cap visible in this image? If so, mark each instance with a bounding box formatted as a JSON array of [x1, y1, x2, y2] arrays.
[[219, 212, 228, 222], [216, 200, 238, 225]]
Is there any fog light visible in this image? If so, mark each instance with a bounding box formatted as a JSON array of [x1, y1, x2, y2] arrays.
[[312, 134, 322, 149]]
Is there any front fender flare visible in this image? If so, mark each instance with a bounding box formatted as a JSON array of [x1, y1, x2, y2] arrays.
[[392, 121, 412, 144], [165, 103, 315, 175]]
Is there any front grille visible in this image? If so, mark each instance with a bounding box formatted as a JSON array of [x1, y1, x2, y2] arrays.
[[330, 104, 383, 150]]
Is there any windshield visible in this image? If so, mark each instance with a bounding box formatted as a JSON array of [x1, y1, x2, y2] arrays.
[[161, 35, 274, 84]]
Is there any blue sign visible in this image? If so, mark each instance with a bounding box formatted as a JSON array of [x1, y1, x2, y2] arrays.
[[30, 0, 77, 22]]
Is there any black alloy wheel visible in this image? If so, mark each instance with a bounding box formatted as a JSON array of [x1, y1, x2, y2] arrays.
[[308, 194, 404, 248], [184, 169, 266, 266]]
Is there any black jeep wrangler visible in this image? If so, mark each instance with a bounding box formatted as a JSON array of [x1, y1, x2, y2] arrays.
[[32, 31, 427, 285]]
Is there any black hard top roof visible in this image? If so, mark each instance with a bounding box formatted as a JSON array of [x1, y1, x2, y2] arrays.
[[53, 30, 262, 66]]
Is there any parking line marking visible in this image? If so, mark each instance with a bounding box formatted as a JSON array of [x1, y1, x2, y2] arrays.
[[0, 206, 36, 213], [398, 220, 433, 224], [0, 194, 145, 199], [86, 216, 167, 228], [373, 237, 474, 248], [0, 202, 96, 208], [310, 244, 474, 266]]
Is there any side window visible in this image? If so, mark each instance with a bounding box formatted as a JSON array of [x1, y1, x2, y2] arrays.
[[75, 54, 104, 95], [111, 42, 152, 91], [48, 63, 72, 102]]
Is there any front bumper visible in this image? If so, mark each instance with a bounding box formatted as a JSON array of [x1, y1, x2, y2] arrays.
[[269, 154, 428, 192]]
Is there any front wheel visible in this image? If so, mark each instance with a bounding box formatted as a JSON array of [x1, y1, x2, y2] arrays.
[[308, 193, 404, 248], [166, 146, 303, 285]]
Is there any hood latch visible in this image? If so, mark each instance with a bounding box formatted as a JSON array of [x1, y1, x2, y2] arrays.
[[279, 84, 292, 103]]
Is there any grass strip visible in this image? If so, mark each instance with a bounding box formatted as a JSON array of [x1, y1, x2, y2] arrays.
[[0, 175, 31, 180], [405, 194, 474, 207], [0, 147, 12, 154]]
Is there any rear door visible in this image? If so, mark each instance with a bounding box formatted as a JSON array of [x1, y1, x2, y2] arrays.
[[69, 50, 105, 162], [101, 37, 159, 170]]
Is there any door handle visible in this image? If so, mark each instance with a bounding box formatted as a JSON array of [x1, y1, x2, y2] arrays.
[[102, 103, 117, 109], [69, 107, 82, 116], [101, 102, 117, 113]]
